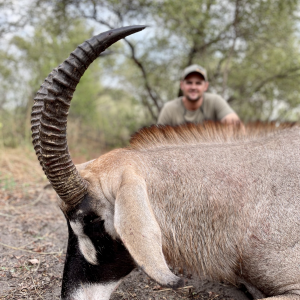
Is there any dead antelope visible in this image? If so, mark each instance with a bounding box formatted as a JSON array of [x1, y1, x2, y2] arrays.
[[31, 26, 300, 300]]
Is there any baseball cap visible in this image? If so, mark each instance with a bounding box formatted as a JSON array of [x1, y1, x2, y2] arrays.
[[181, 64, 208, 81]]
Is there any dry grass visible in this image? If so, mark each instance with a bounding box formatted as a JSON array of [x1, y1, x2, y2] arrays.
[[0, 147, 47, 202], [0, 147, 46, 185]]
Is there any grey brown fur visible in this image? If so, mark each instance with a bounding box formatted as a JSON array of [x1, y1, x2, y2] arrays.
[[83, 123, 299, 298], [129, 123, 300, 295]]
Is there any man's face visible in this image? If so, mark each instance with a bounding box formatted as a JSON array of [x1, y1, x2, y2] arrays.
[[180, 73, 209, 102]]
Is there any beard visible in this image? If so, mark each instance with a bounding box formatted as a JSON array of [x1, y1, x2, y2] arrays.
[[186, 94, 201, 102]]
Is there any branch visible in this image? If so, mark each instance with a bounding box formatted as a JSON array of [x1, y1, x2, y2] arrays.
[[253, 67, 300, 93], [140, 95, 156, 120], [124, 37, 161, 110], [185, 23, 235, 66], [77, 2, 161, 116], [222, 0, 241, 96]]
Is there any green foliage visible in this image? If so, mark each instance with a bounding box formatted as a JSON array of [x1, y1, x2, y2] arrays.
[[146, 0, 300, 121], [0, 174, 17, 191], [11, 19, 100, 124], [0, 19, 103, 147], [1, 0, 300, 155], [53, 0, 299, 122], [96, 88, 151, 147], [0, 107, 25, 147], [0, 50, 15, 108], [0, 13, 150, 153]]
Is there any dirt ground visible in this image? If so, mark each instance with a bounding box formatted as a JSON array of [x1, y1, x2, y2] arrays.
[[0, 148, 251, 300]]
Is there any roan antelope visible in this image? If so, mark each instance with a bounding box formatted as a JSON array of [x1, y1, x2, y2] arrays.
[[31, 26, 300, 300]]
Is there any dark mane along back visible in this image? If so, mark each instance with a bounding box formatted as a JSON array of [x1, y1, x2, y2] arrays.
[[129, 121, 296, 151]]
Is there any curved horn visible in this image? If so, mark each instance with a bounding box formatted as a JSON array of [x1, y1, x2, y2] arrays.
[[31, 25, 146, 206]]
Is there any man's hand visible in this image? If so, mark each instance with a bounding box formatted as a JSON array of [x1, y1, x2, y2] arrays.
[[221, 113, 241, 125], [221, 113, 245, 135]]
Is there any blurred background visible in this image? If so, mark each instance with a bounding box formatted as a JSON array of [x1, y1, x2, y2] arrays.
[[0, 0, 300, 160], [1, 2, 300, 297]]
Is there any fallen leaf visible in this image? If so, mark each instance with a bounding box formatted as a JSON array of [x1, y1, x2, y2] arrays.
[[28, 258, 39, 265]]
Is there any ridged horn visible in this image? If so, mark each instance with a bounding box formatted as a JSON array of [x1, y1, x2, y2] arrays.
[[31, 25, 146, 206]]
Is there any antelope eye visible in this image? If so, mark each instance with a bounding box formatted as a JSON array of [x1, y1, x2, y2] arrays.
[[83, 213, 100, 224], [90, 216, 102, 224], [83, 217, 105, 239]]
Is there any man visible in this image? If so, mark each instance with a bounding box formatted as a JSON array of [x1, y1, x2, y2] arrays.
[[157, 64, 241, 126]]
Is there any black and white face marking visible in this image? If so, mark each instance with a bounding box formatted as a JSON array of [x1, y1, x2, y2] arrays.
[[69, 281, 121, 300], [70, 219, 98, 265], [61, 195, 136, 300]]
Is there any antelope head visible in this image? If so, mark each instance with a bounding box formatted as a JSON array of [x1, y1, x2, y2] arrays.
[[31, 26, 183, 300]]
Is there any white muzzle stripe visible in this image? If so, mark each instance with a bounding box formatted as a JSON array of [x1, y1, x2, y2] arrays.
[[70, 281, 121, 300], [70, 221, 98, 265]]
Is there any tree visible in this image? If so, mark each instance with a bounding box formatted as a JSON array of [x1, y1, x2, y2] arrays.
[[1, 14, 150, 149], [26, 0, 300, 122]]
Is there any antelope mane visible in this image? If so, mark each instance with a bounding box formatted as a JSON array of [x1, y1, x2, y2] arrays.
[[129, 121, 296, 151]]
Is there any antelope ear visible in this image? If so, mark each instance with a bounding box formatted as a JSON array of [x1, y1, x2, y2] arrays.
[[114, 170, 183, 288]]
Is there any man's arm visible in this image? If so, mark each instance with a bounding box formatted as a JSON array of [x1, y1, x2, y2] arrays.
[[221, 112, 245, 137], [221, 112, 241, 125], [157, 105, 172, 125], [211, 95, 242, 125]]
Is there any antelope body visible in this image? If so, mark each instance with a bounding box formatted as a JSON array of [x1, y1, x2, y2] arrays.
[[31, 26, 300, 300]]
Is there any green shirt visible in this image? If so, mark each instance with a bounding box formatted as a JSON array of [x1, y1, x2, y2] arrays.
[[157, 93, 235, 126]]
